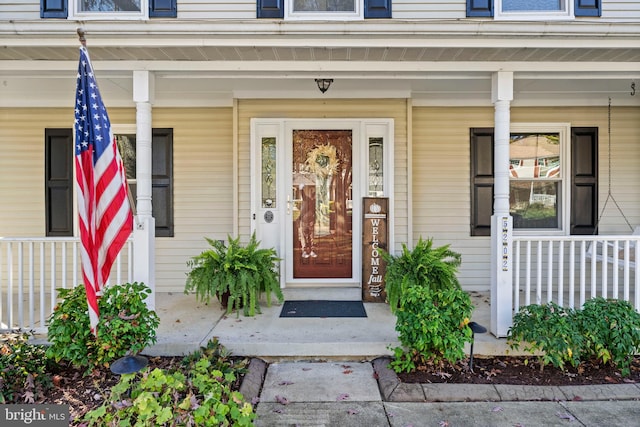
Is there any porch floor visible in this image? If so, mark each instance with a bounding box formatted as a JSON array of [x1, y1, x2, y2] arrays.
[[146, 290, 520, 361]]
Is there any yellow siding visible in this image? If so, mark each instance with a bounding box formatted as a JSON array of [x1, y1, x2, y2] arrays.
[[412, 106, 640, 290], [151, 108, 234, 291], [236, 99, 409, 252]]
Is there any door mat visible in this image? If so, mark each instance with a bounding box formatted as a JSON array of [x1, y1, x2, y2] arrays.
[[279, 300, 367, 318]]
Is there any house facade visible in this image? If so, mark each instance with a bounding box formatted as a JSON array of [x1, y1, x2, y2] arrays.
[[1, 0, 639, 336]]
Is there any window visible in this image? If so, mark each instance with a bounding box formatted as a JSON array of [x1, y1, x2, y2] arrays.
[[45, 129, 74, 237], [115, 128, 174, 237], [257, 0, 390, 19], [40, 0, 176, 19], [495, 0, 573, 20], [466, 0, 600, 18], [70, 0, 148, 19], [470, 126, 598, 236], [46, 127, 173, 237], [509, 132, 563, 230]]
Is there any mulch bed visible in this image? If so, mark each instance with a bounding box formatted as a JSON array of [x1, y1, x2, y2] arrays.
[[398, 355, 640, 386]]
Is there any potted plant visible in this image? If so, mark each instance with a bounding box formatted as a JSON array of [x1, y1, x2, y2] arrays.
[[382, 237, 463, 314], [184, 233, 283, 316]]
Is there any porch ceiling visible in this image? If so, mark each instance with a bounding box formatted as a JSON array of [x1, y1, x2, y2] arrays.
[[3, 45, 640, 63]]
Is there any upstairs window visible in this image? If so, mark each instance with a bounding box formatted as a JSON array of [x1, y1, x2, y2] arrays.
[[495, 0, 572, 20], [466, 0, 600, 18], [70, 0, 148, 19], [258, 0, 390, 19], [287, 0, 360, 20], [41, 0, 176, 19]]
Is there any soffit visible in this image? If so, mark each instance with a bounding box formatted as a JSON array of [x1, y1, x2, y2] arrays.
[[2, 45, 640, 63]]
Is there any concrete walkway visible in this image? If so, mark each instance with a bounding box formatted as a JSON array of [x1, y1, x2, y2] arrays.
[[143, 292, 640, 426], [146, 290, 507, 359]]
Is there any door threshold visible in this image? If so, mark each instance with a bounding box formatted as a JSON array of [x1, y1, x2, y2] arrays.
[[282, 287, 362, 301]]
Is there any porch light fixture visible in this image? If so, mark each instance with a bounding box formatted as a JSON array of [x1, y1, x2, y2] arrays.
[[315, 79, 333, 94]]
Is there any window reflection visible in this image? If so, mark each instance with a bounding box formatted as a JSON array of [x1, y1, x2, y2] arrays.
[[509, 133, 561, 229]]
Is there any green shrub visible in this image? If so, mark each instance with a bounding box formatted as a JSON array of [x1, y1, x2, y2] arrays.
[[390, 285, 473, 373], [46, 282, 160, 371], [508, 298, 640, 375], [0, 332, 52, 403], [384, 238, 473, 373], [577, 298, 640, 376], [508, 302, 583, 370], [83, 341, 255, 426]]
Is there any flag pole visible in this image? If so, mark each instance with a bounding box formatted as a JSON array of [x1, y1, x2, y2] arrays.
[[76, 27, 140, 229]]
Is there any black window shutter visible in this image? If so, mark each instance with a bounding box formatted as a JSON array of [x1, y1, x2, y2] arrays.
[[470, 128, 494, 236], [149, 0, 177, 17], [152, 129, 174, 237], [257, 0, 283, 18], [45, 129, 73, 236], [575, 0, 600, 17], [41, 0, 67, 18], [364, 0, 391, 18], [570, 127, 598, 235], [467, 0, 492, 17]]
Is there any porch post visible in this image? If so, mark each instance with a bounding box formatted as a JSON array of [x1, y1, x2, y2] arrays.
[[490, 71, 513, 337], [132, 70, 156, 309]]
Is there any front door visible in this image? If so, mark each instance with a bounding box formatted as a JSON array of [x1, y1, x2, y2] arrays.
[[291, 130, 353, 279], [251, 118, 393, 289]]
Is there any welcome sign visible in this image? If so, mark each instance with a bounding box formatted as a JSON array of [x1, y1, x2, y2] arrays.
[[362, 197, 388, 302]]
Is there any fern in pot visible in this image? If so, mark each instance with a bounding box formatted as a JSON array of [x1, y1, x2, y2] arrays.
[[184, 233, 283, 316]]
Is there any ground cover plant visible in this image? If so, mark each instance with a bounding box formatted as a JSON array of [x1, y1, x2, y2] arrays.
[[1, 333, 253, 425]]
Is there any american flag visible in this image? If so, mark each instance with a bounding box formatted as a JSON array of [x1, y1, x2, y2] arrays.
[[74, 46, 133, 334]]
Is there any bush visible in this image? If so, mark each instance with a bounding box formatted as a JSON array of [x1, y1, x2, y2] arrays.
[[508, 298, 640, 376], [390, 285, 473, 373], [83, 340, 255, 426], [46, 282, 160, 371], [577, 298, 640, 376], [384, 238, 473, 373], [507, 302, 583, 370], [0, 331, 52, 403]]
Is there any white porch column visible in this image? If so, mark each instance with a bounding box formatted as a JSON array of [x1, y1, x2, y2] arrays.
[[490, 71, 513, 337], [132, 70, 156, 309]]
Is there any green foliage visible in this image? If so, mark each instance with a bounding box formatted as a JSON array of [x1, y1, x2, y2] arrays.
[[383, 237, 473, 373], [508, 298, 640, 376], [383, 237, 461, 314], [390, 285, 473, 373], [83, 340, 255, 427], [181, 337, 248, 380], [46, 282, 160, 371], [576, 298, 640, 376], [508, 302, 582, 370], [0, 332, 52, 404], [184, 233, 283, 316]]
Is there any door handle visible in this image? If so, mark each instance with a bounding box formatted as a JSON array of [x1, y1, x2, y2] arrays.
[[287, 194, 290, 215]]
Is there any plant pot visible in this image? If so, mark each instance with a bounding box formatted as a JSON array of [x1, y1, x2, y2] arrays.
[[218, 291, 231, 309]]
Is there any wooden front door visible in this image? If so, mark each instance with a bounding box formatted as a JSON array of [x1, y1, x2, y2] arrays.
[[291, 130, 353, 279]]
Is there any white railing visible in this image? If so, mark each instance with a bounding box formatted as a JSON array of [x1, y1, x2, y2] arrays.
[[0, 237, 133, 334], [513, 235, 640, 313]]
